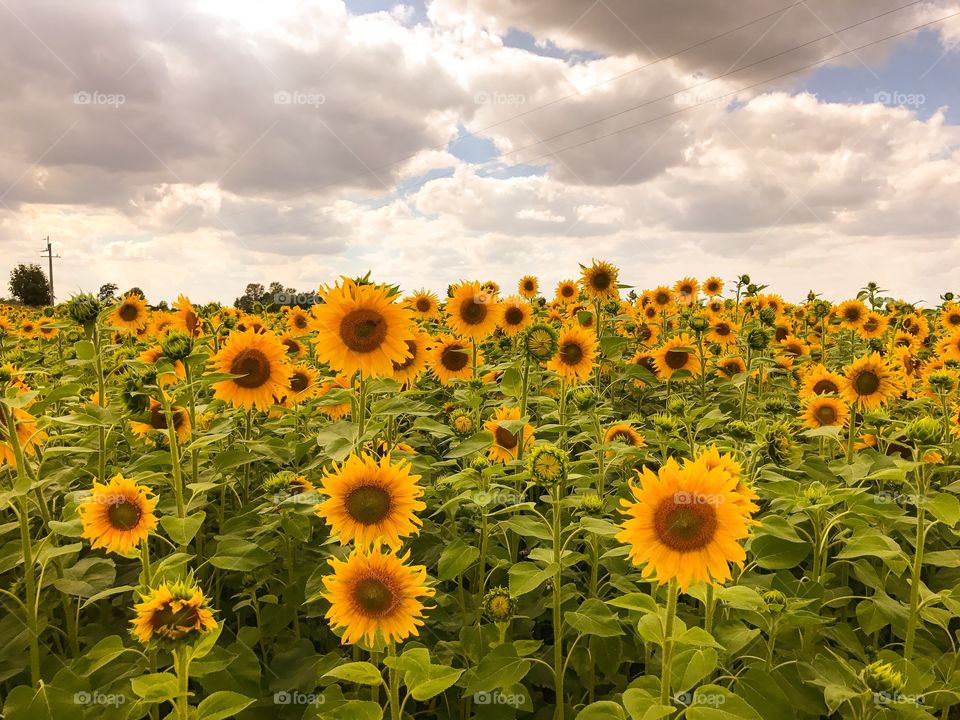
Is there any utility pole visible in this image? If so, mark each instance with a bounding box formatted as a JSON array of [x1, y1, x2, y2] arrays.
[[40, 237, 60, 303]]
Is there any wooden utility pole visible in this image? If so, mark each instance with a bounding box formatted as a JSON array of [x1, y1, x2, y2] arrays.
[[40, 237, 60, 302]]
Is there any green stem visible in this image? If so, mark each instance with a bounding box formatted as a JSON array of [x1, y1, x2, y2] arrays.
[[552, 483, 565, 720], [174, 647, 191, 720], [388, 643, 401, 720], [659, 579, 679, 707], [904, 469, 927, 660]]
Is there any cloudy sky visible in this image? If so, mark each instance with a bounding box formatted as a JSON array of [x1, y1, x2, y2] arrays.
[[1, 0, 959, 305]]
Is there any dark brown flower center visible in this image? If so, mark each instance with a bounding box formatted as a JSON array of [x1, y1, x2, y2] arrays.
[[591, 271, 611, 290], [352, 577, 397, 616], [119, 303, 140, 322], [653, 498, 718, 551], [854, 370, 880, 396], [294, 315, 308, 329], [664, 349, 688, 370], [561, 285, 575, 298], [282, 338, 300, 355], [289, 371, 310, 392], [560, 341, 584, 365], [812, 378, 839, 395], [814, 404, 837, 425], [504, 307, 525, 326], [339, 309, 388, 353], [393, 340, 418, 371], [415, 298, 431, 313], [441, 344, 469, 371], [229, 349, 272, 389], [345, 485, 392, 525], [460, 297, 488, 325], [107, 499, 143, 530], [151, 602, 199, 634]]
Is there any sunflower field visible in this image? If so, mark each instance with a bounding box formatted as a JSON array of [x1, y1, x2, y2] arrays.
[[1, 263, 959, 720]]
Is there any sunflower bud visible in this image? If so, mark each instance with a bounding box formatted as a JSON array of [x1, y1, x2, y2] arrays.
[[758, 307, 777, 326], [763, 398, 788, 414], [762, 590, 787, 614], [527, 444, 568, 486], [42, 306, 56, 318], [666, 396, 687, 416], [577, 493, 604, 515], [121, 372, 153, 414], [573, 388, 597, 412], [747, 328, 771, 351], [470, 455, 491, 472], [863, 661, 906, 696], [523, 324, 559, 361], [803, 481, 827, 505], [482, 587, 516, 623], [727, 420, 754, 442], [927, 370, 955, 393], [905, 417, 941, 446], [688, 314, 710, 333], [652, 412, 680, 435], [449, 408, 474, 437], [739, 274, 751, 285], [66, 293, 102, 329], [161, 331, 194, 362]]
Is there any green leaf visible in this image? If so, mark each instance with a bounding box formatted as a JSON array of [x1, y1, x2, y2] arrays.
[[508, 562, 556, 597], [925, 492, 960, 527], [463, 643, 532, 694], [576, 700, 627, 719], [407, 665, 464, 701], [446, 431, 493, 459], [160, 512, 206, 545], [196, 691, 254, 720], [836, 534, 908, 575], [209, 538, 273, 571], [565, 599, 622, 637], [324, 662, 384, 686], [683, 684, 763, 719], [437, 539, 479, 580], [131, 672, 180, 703], [748, 535, 810, 570]]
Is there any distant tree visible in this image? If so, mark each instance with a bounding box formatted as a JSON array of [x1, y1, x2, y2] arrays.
[[8, 264, 52, 306], [125, 287, 146, 300], [97, 283, 119, 303], [234, 283, 266, 312]]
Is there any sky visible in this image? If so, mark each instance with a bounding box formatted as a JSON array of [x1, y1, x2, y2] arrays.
[[1, 0, 959, 305]]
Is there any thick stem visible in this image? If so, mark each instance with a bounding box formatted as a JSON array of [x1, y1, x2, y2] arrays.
[[552, 483, 565, 720], [659, 579, 679, 707], [388, 643, 401, 720]]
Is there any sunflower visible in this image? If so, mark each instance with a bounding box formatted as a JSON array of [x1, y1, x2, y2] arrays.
[[129, 399, 192, 445], [652, 334, 702, 381], [138, 346, 186, 386], [322, 545, 434, 646], [518, 275, 538, 299], [19, 320, 38, 339], [936, 330, 960, 362], [149, 312, 176, 338], [616, 458, 754, 591], [703, 276, 724, 296], [716, 356, 747, 380], [554, 279, 579, 305], [673, 277, 699, 306], [841, 353, 902, 409], [900, 312, 929, 342], [110, 294, 149, 331], [484, 407, 534, 464], [858, 311, 887, 340], [311, 279, 414, 378], [778, 335, 809, 359], [635, 322, 660, 346], [236, 314, 268, 334], [0, 404, 47, 468], [604, 423, 645, 447], [173, 295, 201, 337], [834, 300, 867, 331], [315, 453, 425, 549], [445, 282, 500, 341], [801, 395, 849, 428], [406, 289, 440, 320], [36, 318, 59, 341], [799, 364, 845, 398], [498, 297, 533, 336], [283, 363, 320, 404], [318, 375, 353, 419], [132, 580, 217, 644], [705, 298, 725, 316], [707, 318, 739, 346], [580, 260, 619, 301], [546, 326, 597, 384], [210, 330, 290, 410], [392, 332, 431, 385], [939, 302, 960, 332], [78, 474, 158, 554], [429, 335, 479, 384], [279, 333, 306, 358], [284, 307, 312, 333], [690, 446, 758, 514]]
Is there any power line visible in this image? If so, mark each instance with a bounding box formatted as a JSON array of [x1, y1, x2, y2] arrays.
[[208, 0, 825, 224]]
